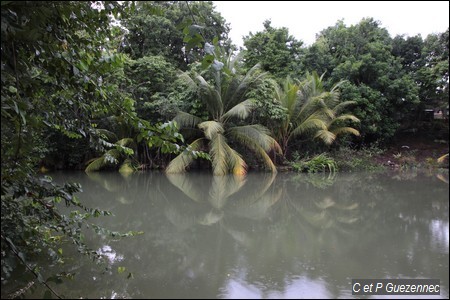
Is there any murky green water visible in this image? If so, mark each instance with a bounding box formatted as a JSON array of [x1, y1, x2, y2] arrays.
[[3, 171, 449, 298]]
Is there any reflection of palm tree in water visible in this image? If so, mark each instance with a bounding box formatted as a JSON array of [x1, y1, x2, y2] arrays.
[[164, 172, 362, 246], [163, 172, 368, 296], [164, 173, 281, 229]]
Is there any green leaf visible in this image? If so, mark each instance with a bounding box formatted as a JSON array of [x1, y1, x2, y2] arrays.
[[79, 60, 89, 71], [118, 266, 126, 274], [8, 85, 17, 93], [201, 54, 215, 69]]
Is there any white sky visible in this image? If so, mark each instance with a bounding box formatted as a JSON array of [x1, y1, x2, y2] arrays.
[[213, 1, 450, 48]]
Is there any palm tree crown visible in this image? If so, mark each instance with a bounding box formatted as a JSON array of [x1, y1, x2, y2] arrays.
[[166, 57, 281, 175], [275, 72, 360, 156]]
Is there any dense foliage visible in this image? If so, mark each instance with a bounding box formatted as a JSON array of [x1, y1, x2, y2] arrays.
[[1, 1, 182, 297], [243, 20, 303, 79], [1, 0, 448, 297]]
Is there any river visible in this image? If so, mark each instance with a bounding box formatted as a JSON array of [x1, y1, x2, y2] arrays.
[[2, 170, 449, 299]]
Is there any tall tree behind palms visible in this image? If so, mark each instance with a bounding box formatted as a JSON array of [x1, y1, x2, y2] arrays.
[[166, 56, 281, 175], [275, 72, 360, 158]]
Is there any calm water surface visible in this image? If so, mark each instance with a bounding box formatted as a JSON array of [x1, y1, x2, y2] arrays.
[[4, 171, 449, 298]]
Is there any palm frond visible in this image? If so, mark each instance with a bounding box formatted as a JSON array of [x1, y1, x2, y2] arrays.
[[222, 76, 241, 107], [332, 101, 357, 115], [330, 127, 360, 137], [285, 82, 300, 114], [322, 90, 341, 108], [178, 71, 198, 90], [222, 99, 255, 122], [320, 106, 336, 120], [85, 156, 106, 172], [198, 121, 224, 140], [196, 74, 223, 118], [289, 115, 328, 140], [85, 143, 129, 172], [314, 129, 336, 145], [173, 111, 203, 129], [330, 79, 347, 93], [225, 64, 267, 109], [228, 147, 248, 175], [229, 125, 280, 172], [259, 147, 278, 173], [330, 114, 360, 124], [229, 125, 281, 153], [207, 132, 248, 175], [437, 153, 449, 163], [296, 94, 326, 121], [166, 138, 205, 174], [209, 133, 230, 175]]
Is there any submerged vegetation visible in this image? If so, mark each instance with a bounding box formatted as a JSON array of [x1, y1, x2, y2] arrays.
[[1, 0, 448, 298]]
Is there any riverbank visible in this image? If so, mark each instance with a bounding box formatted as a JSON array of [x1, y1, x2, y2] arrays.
[[284, 134, 449, 173], [371, 135, 449, 170]]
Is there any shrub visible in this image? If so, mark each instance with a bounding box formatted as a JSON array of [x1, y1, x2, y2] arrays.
[[291, 153, 337, 173]]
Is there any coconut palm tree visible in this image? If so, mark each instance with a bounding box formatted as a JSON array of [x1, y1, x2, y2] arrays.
[[166, 59, 281, 175], [274, 72, 360, 157]]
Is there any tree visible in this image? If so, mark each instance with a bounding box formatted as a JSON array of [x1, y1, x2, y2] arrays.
[[123, 55, 178, 121], [166, 56, 281, 175], [302, 18, 419, 143], [243, 20, 304, 80], [1, 1, 182, 296], [274, 73, 360, 158], [122, 1, 232, 69], [416, 30, 449, 112]]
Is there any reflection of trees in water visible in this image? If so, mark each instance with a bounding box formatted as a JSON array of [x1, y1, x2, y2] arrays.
[[41, 170, 448, 299], [161, 172, 372, 295]]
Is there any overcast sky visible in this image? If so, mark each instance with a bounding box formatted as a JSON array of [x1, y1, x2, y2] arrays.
[[213, 1, 449, 48]]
